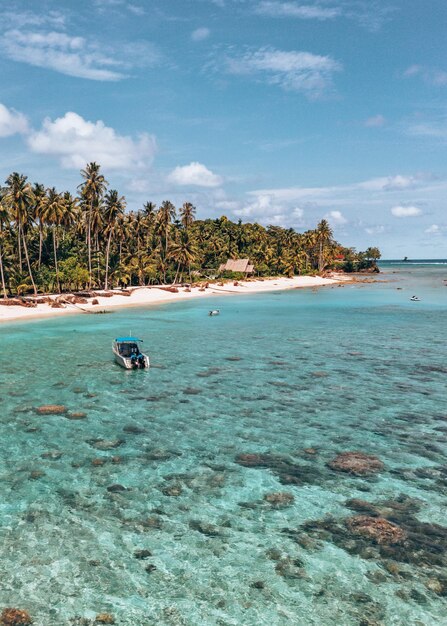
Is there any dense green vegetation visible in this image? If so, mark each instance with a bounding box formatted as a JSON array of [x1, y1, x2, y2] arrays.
[[0, 163, 380, 296]]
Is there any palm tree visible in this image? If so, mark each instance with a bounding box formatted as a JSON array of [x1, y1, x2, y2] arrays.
[[0, 198, 9, 298], [78, 162, 107, 288], [156, 200, 176, 282], [4, 172, 37, 295], [103, 189, 125, 289], [170, 230, 198, 283], [315, 219, 333, 272], [32, 183, 47, 268], [41, 188, 66, 292], [180, 202, 196, 231]]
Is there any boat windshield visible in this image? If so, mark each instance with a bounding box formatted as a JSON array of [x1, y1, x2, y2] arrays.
[[117, 342, 140, 357]]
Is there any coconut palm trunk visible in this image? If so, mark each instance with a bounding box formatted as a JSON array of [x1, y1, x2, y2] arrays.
[[53, 227, 60, 293], [38, 221, 43, 269], [17, 224, 23, 273], [21, 229, 37, 296], [0, 245, 7, 299], [104, 229, 113, 290], [87, 206, 93, 288]]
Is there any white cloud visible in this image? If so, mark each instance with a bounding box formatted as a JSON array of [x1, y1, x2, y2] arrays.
[[27, 111, 156, 170], [255, 2, 341, 20], [404, 64, 447, 86], [424, 224, 443, 234], [365, 114, 385, 127], [358, 174, 421, 191], [365, 225, 385, 235], [0, 28, 158, 81], [3, 9, 66, 29], [391, 205, 422, 218], [0, 103, 28, 137], [128, 4, 145, 15], [192, 27, 211, 41], [224, 47, 342, 98], [325, 209, 347, 224], [0, 29, 124, 81], [233, 193, 306, 227], [406, 117, 447, 141], [167, 162, 223, 187]]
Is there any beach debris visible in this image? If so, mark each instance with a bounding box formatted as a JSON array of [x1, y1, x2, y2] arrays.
[[0, 298, 36, 308], [263, 492, 295, 508], [94, 615, 115, 625], [346, 516, 407, 545], [327, 451, 384, 476], [0, 608, 33, 625], [35, 404, 67, 415]]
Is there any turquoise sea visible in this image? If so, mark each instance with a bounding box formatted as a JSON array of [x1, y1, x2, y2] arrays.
[[1, 263, 446, 625]]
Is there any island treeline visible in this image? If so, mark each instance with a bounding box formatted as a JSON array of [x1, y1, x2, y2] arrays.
[[0, 162, 380, 296]]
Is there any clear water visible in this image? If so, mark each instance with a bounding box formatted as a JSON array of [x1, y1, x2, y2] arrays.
[[1, 265, 446, 625]]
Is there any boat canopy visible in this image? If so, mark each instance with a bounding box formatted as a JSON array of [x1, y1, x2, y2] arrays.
[[115, 336, 143, 342]]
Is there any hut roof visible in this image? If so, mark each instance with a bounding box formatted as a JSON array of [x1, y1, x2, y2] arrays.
[[218, 258, 254, 273]]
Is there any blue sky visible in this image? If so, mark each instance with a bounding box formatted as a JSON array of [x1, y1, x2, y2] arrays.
[[0, 0, 446, 257]]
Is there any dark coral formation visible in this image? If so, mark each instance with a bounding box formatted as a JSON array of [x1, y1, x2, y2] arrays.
[[1, 608, 33, 626], [263, 492, 295, 508], [294, 495, 447, 574], [327, 451, 384, 476], [235, 453, 324, 486], [34, 404, 67, 415], [346, 516, 407, 545]]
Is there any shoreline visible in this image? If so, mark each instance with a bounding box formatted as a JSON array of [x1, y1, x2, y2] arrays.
[[0, 274, 350, 324]]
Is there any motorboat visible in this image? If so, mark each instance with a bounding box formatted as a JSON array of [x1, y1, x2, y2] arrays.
[[209, 309, 220, 316], [113, 337, 150, 369], [410, 296, 420, 302]]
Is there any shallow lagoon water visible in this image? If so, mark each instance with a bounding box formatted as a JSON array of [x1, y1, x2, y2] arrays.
[[0, 265, 446, 625]]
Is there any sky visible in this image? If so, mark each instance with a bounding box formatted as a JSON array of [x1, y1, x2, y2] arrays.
[[0, 0, 446, 257]]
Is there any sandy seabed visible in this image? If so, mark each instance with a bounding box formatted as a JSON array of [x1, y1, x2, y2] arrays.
[[0, 275, 349, 323]]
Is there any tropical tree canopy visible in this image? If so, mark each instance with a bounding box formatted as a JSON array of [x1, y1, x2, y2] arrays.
[[0, 164, 379, 296]]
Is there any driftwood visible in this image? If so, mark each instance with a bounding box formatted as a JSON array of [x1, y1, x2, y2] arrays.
[[0, 298, 36, 308]]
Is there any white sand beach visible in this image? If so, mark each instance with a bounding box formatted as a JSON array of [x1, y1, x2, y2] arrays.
[[0, 274, 349, 324]]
